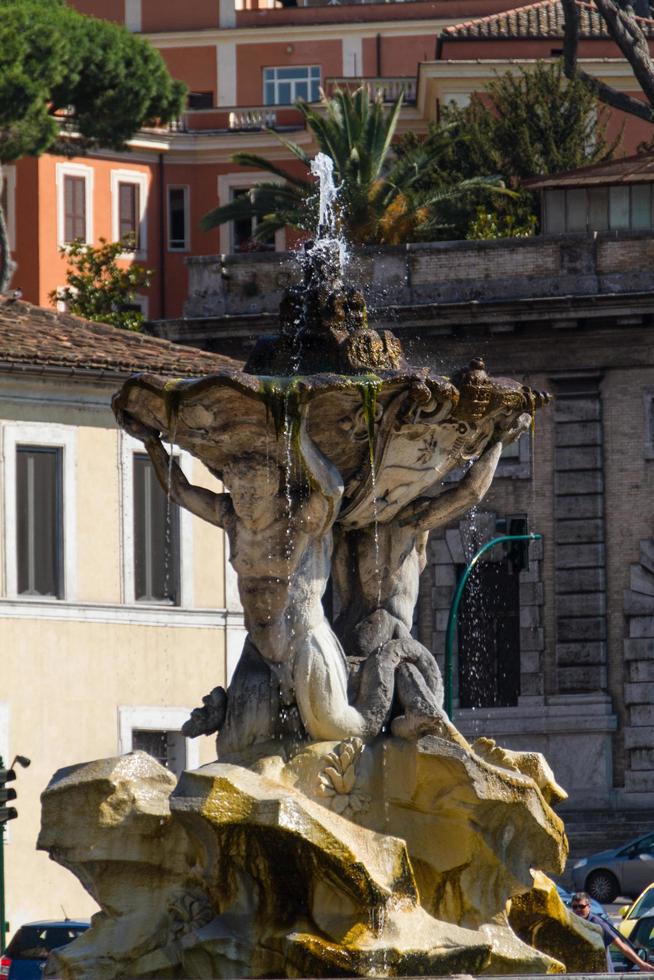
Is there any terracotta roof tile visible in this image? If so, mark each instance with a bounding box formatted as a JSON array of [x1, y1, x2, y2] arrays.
[[0, 300, 240, 378], [442, 0, 654, 39]]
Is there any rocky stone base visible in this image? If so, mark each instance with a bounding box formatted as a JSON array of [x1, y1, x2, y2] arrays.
[[38, 736, 603, 979]]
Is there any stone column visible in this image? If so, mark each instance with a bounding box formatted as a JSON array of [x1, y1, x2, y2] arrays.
[[551, 374, 608, 693], [623, 539, 654, 794]]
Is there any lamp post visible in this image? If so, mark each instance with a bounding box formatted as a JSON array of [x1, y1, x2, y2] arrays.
[[444, 533, 542, 720]]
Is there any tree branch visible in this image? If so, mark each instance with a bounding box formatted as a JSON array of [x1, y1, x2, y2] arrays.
[[574, 67, 654, 120], [594, 0, 654, 110], [561, 0, 581, 79], [0, 171, 16, 295], [561, 0, 654, 123]]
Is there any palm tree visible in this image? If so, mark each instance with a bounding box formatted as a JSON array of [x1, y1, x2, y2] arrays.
[[201, 86, 505, 246]]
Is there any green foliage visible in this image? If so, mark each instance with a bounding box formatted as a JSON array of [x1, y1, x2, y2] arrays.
[[201, 86, 507, 246], [467, 208, 538, 240], [396, 62, 620, 238], [442, 61, 619, 181], [0, 0, 185, 163], [50, 237, 154, 331], [0, 0, 185, 292]]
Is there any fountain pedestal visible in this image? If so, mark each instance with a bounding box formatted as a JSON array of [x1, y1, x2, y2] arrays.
[[40, 733, 588, 980]]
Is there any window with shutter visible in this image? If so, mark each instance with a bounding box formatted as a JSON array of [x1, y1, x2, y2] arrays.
[[133, 453, 180, 603], [64, 175, 87, 243], [167, 186, 188, 250], [118, 181, 139, 247], [16, 447, 63, 597]]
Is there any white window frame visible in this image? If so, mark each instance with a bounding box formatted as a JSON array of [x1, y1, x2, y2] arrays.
[[1, 165, 16, 252], [124, 0, 142, 31], [117, 705, 200, 773], [125, 294, 149, 320], [1, 422, 77, 601], [119, 433, 194, 607], [167, 184, 190, 252], [54, 285, 68, 314], [134, 294, 149, 319], [441, 92, 471, 109], [263, 65, 321, 106], [110, 169, 149, 259], [217, 173, 285, 255], [56, 162, 94, 247]]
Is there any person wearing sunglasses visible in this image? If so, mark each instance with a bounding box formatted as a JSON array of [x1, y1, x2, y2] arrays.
[[571, 891, 654, 972]]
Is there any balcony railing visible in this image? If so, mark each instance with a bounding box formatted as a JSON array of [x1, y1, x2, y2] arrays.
[[324, 76, 417, 104], [238, 0, 435, 7], [163, 105, 305, 134], [228, 109, 278, 130]]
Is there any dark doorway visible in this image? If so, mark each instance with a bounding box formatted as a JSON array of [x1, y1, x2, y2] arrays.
[[457, 559, 520, 708]]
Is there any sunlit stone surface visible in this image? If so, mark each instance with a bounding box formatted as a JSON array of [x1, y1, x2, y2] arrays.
[[39, 160, 602, 977]]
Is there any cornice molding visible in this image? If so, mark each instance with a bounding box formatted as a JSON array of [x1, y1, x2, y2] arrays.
[[145, 18, 450, 47]]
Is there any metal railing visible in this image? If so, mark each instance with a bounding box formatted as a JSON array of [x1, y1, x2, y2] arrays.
[[324, 76, 417, 103], [228, 109, 278, 130]]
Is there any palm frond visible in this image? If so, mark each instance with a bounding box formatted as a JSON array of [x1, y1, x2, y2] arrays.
[[230, 151, 310, 189]]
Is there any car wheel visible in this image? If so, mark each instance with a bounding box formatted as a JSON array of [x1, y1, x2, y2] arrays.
[[586, 869, 620, 903]]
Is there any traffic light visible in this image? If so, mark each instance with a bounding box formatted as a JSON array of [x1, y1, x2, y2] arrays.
[[0, 770, 17, 826]]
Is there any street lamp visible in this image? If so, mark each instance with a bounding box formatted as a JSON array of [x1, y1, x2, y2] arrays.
[[444, 533, 542, 720]]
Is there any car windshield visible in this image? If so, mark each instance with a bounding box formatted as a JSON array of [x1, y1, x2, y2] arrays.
[[632, 918, 654, 948], [629, 890, 654, 919], [6, 925, 87, 959]]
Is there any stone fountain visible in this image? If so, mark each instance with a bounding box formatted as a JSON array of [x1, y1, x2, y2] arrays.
[[39, 157, 606, 979]]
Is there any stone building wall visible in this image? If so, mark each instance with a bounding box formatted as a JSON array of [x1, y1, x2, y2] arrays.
[[182, 233, 654, 319], [154, 235, 654, 814]]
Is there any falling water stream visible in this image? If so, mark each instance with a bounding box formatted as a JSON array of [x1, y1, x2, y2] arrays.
[[302, 153, 385, 603]]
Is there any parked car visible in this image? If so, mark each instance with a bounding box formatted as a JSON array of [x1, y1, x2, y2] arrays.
[[556, 884, 609, 920], [572, 832, 654, 903], [0, 920, 89, 979], [618, 883, 654, 941], [612, 911, 654, 971]]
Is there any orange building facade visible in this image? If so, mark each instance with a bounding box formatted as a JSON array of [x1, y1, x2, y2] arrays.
[[5, 0, 654, 319]]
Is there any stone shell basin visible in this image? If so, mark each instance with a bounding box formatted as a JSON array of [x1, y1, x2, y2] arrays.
[[112, 364, 546, 527]]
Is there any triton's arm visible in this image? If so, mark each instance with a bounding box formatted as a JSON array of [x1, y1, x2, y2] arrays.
[[143, 434, 232, 528], [398, 441, 503, 533], [119, 413, 232, 527], [298, 404, 344, 534], [398, 411, 531, 533]]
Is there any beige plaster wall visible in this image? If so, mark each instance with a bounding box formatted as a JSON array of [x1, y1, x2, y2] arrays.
[[1, 377, 234, 934], [190, 459, 226, 610], [76, 425, 122, 603], [2, 617, 225, 931], [0, 380, 226, 608]]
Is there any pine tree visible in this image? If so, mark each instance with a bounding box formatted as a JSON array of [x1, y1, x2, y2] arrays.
[[396, 62, 620, 238], [0, 0, 185, 293]]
